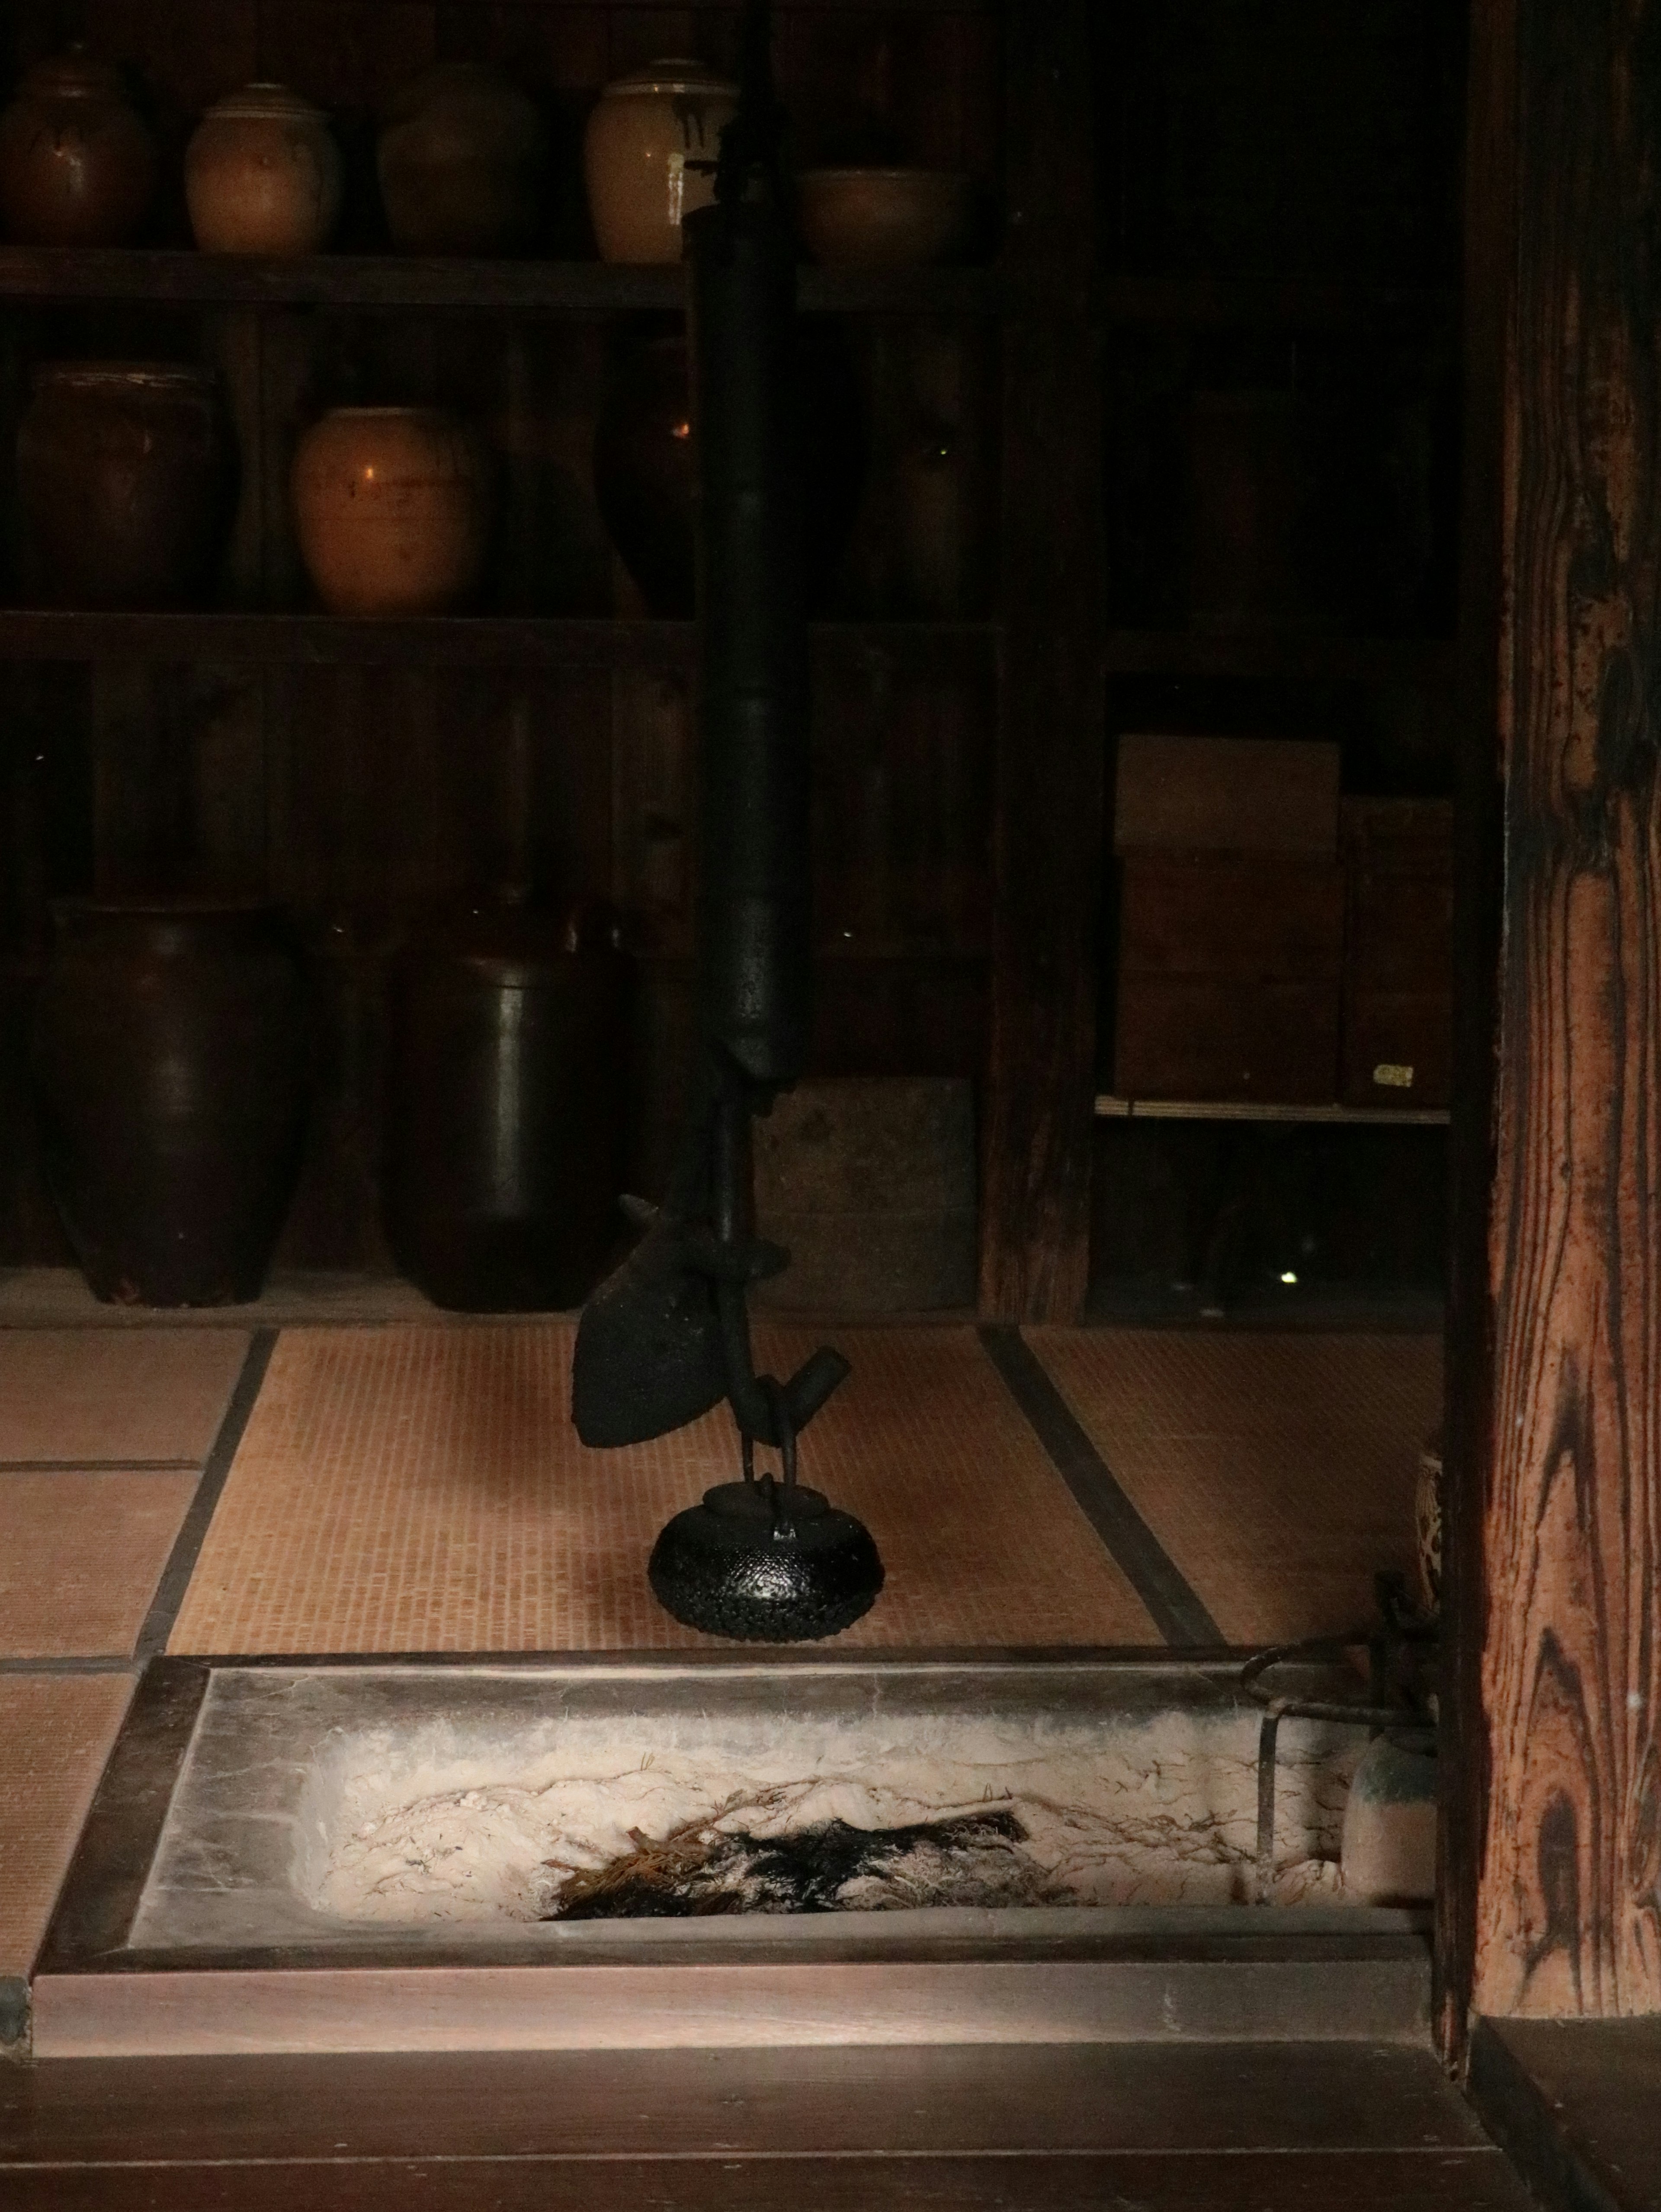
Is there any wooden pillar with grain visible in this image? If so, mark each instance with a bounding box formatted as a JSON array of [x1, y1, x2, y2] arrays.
[[1442, 0, 1661, 2047], [978, 0, 1105, 1321]]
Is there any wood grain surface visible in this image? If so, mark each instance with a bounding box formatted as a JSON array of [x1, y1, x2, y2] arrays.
[[1473, 0, 1661, 2017], [980, 0, 1104, 1321]]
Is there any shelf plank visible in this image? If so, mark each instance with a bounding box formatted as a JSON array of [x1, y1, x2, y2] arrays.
[[0, 610, 999, 672], [1095, 1094, 1451, 1127], [0, 248, 1004, 318], [1100, 275, 1459, 334], [1103, 629, 1459, 685]]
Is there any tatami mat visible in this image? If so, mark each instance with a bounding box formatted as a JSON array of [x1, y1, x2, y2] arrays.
[[0, 1472, 199, 1659], [1028, 1330, 1443, 1645], [0, 1331, 248, 1466], [0, 1674, 131, 1978], [169, 1326, 1155, 1654]]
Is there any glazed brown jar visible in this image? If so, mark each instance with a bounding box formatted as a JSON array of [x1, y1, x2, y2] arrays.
[[291, 405, 493, 615], [0, 44, 157, 245], [32, 899, 311, 1307], [185, 82, 341, 256], [16, 362, 229, 608], [377, 62, 548, 254]]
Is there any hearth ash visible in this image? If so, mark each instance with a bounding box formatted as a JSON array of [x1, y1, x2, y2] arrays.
[[544, 1805, 1050, 1918]]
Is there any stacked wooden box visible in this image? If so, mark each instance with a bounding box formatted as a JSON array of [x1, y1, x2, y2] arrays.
[[1109, 736, 1451, 1108]]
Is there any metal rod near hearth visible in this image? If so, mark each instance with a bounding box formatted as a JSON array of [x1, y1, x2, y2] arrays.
[[571, 0, 884, 1641]]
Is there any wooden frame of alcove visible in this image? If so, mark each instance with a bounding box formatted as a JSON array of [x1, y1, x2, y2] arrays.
[[1438, 0, 1661, 2060]]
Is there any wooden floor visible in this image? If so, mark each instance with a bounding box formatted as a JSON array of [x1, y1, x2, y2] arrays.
[[1471, 2015, 1661, 2212], [0, 2043, 1535, 2209]]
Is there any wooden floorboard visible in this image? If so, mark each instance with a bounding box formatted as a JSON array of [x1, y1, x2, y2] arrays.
[[0, 2043, 1490, 2163], [0, 2149, 1537, 2212], [1471, 2016, 1661, 2212]]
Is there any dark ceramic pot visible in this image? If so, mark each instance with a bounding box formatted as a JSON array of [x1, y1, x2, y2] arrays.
[[594, 330, 865, 617], [377, 62, 548, 254], [385, 900, 632, 1312], [17, 362, 229, 609], [0, 45, 157, 246], [32, 900, 311, 1306]]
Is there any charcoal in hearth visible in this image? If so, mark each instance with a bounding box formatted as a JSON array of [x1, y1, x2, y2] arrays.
[[543, 1809, 1050, 1920]]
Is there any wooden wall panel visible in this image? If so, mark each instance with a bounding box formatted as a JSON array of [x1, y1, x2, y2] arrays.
[[1464, 0, 1661, 2022], [978, 0, 1103, 1319]]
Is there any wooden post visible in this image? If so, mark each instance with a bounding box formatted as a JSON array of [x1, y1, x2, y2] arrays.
[[979, 0, 1105, 1321], [1444, 0, 1661, 2040]]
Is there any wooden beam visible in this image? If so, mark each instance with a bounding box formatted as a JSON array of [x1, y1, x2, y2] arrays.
[[979, 0, 1105, 1320], [1456, 0, 1661, 2026]]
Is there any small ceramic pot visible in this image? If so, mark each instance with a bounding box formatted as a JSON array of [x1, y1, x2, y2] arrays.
[[0, 44, 157, 246], [186, 82, 341, 257], [377, 62, 547, 255], [1340, 1729, 1437, 1905], [583, 59, 737, 264], [17, 362, 228, 609], [32, 898, 310, 1307], [292, 406, 492, 615], [797, 169, 971, 269]]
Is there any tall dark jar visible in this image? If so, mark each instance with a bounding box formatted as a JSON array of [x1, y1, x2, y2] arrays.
[[385, 901, 632, 1312], [594, 330, 864, 617], [32, 900, 310, 1306], [17, 363, 229, 609]]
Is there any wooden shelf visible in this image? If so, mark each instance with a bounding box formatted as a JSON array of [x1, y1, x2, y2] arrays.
[[0, 610, 1000, 671], [1103, 630, 1459, 686], [0, 247, 1005, 318], [1099, 275, 1458, 335], [1095, 1094, 1450, 1127]]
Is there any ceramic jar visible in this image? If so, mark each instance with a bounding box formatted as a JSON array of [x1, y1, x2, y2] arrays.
[[386, 900, 631, 1311], [292, 406, 492, 615], [593, 334, 697, 615], [17, 362, 228, 609], [583, 59, 736, 264], [377, 62, 547, 254], [594, 332, 865, 616], [185, 83, 340, 256], [32, 899, 310, 1306], [796, 169, 971, 269], [0, 44, 157, 246]]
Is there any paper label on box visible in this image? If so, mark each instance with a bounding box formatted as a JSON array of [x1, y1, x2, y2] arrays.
[[1373, 1063, 1416, 1089]]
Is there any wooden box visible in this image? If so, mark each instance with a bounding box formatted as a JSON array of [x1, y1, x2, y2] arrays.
[[1340, 800, 1453, 1108], [1112, 854, 1344, 1101], [1113, 734, 1340, 855]]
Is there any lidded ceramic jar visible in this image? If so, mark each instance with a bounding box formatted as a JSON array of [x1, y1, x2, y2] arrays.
[[377, 62, 548, 254], [185, 82, 341, 256], [17, 362, 228, 608], [583, 59, 736, 264], [0, 43, 157, 245], [292, 405, 493, 615]]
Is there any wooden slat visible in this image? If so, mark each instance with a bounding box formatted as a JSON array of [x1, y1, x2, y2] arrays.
[[0, 249, 1004, 317], [0, 2151, 1537, 2212], [0, 2042, 1490, 2164], [1467, 0, 1661, 2021], [1438, 0, 1517, 2065], [980, 0, 1103, 1320], [0, 613, 996, 672]]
